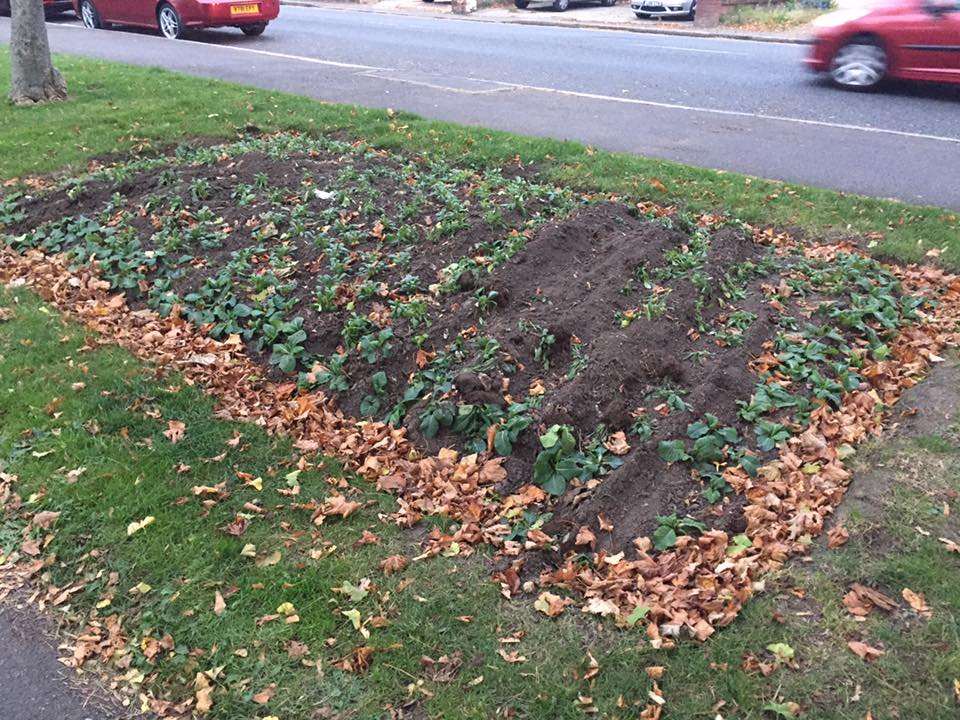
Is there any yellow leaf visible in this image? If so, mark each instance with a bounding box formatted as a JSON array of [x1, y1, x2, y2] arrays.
[[126, 516, 155, 536], [255, 550, 282, 567]]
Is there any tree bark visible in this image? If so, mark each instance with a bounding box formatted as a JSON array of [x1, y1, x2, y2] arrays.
[[8, 0, 67, 105]]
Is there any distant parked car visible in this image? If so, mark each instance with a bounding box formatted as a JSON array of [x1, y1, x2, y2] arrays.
[[514, 0, 619, 12], [806, 0, 960, 89], [0, 0, 74, 16], [631, 0, 696, 20], [72, 0, 280, 39]]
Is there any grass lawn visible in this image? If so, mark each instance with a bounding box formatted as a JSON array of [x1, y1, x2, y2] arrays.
[[2, 287, 959, 719], [1, 47, 959, 720], [0, 49, 958, 268], [720, 2, 828, 32]]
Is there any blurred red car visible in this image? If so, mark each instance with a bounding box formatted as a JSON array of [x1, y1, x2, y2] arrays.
[[0, 0, 74, 15], [807, 0, 960, 89], [72, 0, 279, 38]]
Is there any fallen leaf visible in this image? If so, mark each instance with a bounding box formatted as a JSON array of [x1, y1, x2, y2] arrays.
[[603, 431, 630, 456], [252, 684, 276, 705], [497, 648, 527, 664], [195, 672, 214, 714], [902, 588, 932, 618], [379, 555, 407, 575], [533, 591, 570, 618], [827, 525, 849, 548], [126, 516, 155, 536], [847, 640, 885, 662], [32, 510, 61, 529], [213, 591, 226, 617], [255, 550, 282, 568], [163, 420, 186, 443]]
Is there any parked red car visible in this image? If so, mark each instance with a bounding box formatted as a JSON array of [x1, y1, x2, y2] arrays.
[[72, 0, 280, 39], [807, 0, 960, 89]]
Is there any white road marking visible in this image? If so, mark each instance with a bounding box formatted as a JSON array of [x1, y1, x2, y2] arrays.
[[360, 69, 515, 95], [37, 19, 960, 144], [49, 20, 393, 70], [478, 78, 960, 144]]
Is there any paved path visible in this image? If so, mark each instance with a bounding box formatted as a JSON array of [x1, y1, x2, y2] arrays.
[[0, 601, 124, 720], [2, 6, 960, 207]]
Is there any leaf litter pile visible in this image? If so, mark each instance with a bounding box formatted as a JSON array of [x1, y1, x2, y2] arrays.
[[2, 133, 959, 664]]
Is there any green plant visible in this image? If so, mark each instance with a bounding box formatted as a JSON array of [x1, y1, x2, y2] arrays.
[[269, 327, 308, 373], [519, 320, 556, 370], [754, 419, 790, 452], [360, 370, 388, 417], [358, 327, 394, 364], [652, 514, 707, 551], [533, 424, 580, 496]]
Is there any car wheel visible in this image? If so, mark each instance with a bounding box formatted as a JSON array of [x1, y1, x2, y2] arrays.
[[687, 0, 696, 19], [79, 0, 102, 28], [601, 0, 617, 5], [830, 38, 887, 90], [515, 0, 530, 7], [552, 0, 569, 10], [241, 22, 266, 35], [0, 0, 10, 17], [157, 2, 185, 39]]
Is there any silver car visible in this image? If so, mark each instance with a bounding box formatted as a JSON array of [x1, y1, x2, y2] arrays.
[[631, 0, 696, 19]]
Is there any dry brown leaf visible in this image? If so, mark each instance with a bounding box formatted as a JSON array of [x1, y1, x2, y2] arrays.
[[379, 555, 407, 575], [902, 588, 932, 618], [847, 640, 885, 662], [827, 525, 849, 548], [163, 420, 185, 443], [603, 431, 630, 456]]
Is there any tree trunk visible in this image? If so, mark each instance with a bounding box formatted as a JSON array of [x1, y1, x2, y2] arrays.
[[8, 0, 67, 105]]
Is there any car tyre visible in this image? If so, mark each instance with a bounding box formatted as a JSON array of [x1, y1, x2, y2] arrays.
[[687, 0, 696, 19], [515, 0, 530, 7], [601, 0, 617, 5], [241, 22, 267, 35], [0, 0, 10, 16], [157, 2, 185, 39], [830, 37, 887, 90], [79, 0, 103, 28], [552, 0, 569, 10]]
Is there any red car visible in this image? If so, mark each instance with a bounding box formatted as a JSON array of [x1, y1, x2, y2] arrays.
[[0, 0, 74, 16], [73, 0, 279, 38], [807, 0, 960, 89]]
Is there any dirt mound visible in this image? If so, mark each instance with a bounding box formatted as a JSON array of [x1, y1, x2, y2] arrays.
[[1, 133, 935, 555]]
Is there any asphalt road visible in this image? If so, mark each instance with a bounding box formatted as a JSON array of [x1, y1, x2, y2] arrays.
[[0, 601, 125, 720], [2, 5, 960, 207]]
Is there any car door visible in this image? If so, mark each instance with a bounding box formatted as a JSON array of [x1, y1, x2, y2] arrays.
[[894, 0, 960, 81]]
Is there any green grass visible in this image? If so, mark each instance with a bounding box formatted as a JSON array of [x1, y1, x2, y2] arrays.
[[721, 1, 828, 31], [2, 43, 959, 719], [2, 287, 960, 719], [0, 50, 958, 268]]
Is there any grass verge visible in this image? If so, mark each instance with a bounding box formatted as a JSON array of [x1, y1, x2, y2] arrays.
[[0, 49, 958, 267], [720, 2, 827, 31], [2, 286, 959, 719]]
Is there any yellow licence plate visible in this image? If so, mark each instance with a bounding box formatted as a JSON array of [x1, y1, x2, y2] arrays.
[[230, 3, 259, 15]]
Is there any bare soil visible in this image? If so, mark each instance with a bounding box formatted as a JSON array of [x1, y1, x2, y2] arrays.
[[3, 134, 926, 552]]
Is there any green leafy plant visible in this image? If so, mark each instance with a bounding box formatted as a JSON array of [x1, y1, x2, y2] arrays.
[[652, 513, 707, 551], [360, 371, 388, 417], [533, 424, 580, 496]]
